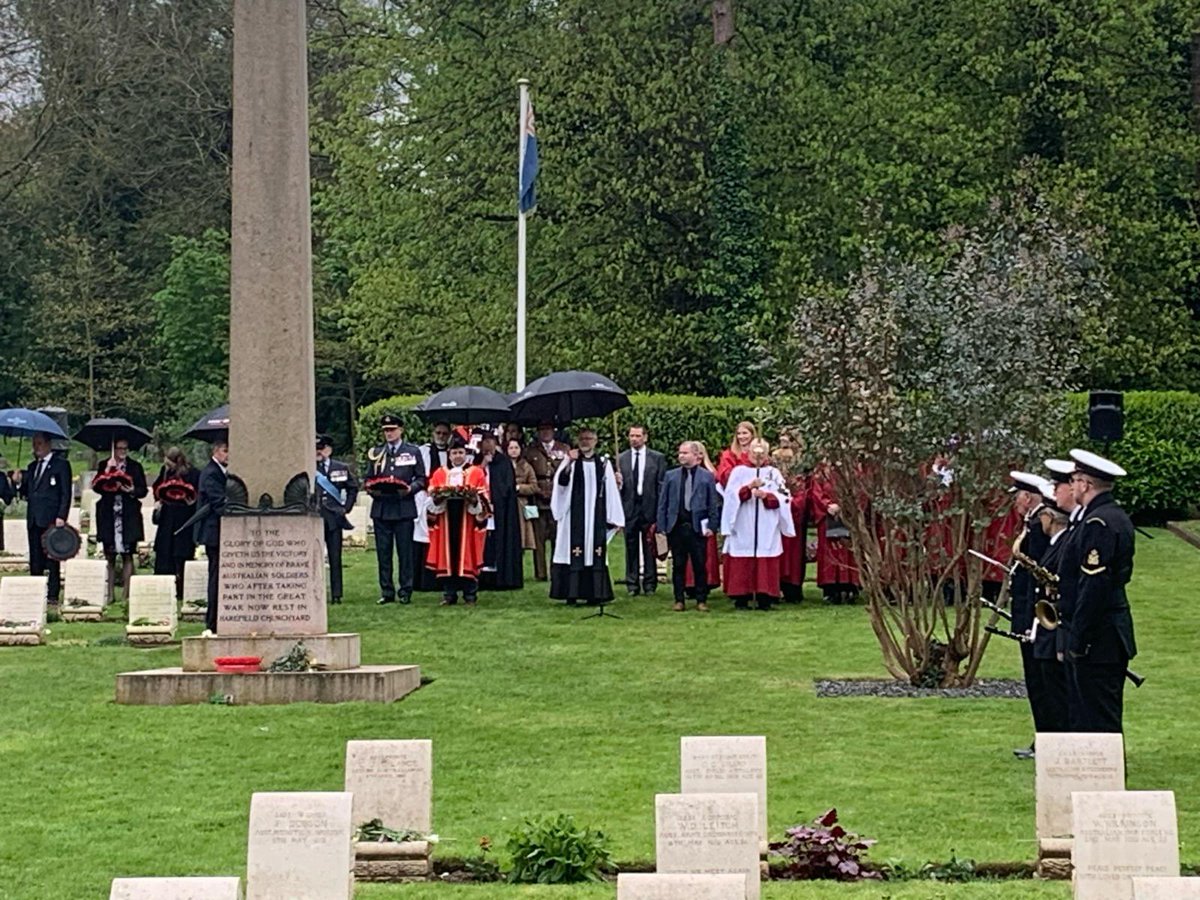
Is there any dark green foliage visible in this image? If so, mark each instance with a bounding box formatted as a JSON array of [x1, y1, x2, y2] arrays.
[[506, 814, 612, 884]]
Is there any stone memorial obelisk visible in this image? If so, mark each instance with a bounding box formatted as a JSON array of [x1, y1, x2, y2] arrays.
[[114, 0, 420, 705]]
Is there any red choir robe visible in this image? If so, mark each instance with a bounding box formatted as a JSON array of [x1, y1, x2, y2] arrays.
[[779, 472, 809, 591], [721, 464, 795, 597], [978, 493, 1021, 583], [808, 465, 861, 588], [425, 465, 490, 579], [716, 448, 751, 487]]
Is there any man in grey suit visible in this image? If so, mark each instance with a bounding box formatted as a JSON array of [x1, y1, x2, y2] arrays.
[[618, 424, 665, 595], [657, 442, 721, 611]]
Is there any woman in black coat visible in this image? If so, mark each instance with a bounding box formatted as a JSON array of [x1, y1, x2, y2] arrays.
[[94, 439, 149, 603], [152, 447, 200, 600], [478, 434, 524, 591]]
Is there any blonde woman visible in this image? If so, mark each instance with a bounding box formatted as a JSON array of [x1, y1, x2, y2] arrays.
[[716, 420, 757, 486]]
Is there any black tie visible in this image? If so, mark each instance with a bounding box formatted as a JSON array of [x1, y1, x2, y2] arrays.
[[683, 469, 693, 511], [632, 451, 641, 496]]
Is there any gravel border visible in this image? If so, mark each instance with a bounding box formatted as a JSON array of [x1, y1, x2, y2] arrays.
[[815, 678, 1027, 699]]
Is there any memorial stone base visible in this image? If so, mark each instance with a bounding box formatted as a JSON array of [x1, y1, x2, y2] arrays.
[[115, 515, 420, 706], [354, 841, 433, 883]]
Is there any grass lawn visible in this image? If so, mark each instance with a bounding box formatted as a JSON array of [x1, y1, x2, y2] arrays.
[[0, 528, 1196, 899]]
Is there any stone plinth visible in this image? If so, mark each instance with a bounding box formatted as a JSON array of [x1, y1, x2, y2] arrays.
[[182, 633, 360, 672], [115, 665, 421, 706], [217, 515, 326, 635], [110, 876, 242, 899], [353, 841, 432, 883]]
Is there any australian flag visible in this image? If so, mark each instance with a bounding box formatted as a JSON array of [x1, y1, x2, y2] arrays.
[[519, 101, 538, 214]]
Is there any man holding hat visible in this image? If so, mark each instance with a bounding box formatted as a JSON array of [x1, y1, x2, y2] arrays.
[[1058, 448, 1137, 733], [316, 433, 358, 605], [18, 432, 72, 602], [365, 414, 426, 605]]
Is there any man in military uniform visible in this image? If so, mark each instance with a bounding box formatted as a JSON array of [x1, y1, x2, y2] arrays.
[[1031, 482, 1070, 735], [522, 421, 570, 581], [1006, 471, 1050, 759], [1058, 448, 1136, 733], [316, 434, 358, 605], [365, 414, 426, 605]]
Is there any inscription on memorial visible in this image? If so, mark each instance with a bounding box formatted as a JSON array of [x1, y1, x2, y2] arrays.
[[217, 516, 326, 636], [1036, 732, 1125, 839], [1072, 791, 1179, 900], [681, 736, 767, 844], [247, 792, 352, 900], [655, 793, 759, 900], [345, 740, 432, 832]]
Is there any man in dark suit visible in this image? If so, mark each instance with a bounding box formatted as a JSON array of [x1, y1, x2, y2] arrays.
[[618, 424, 666, 595], [657, 441, 721, 612], [1059, 448, 1136, 733], [366, 414, 426, 605], [18, 432, 72, 602], [316, 433, 359, 604], [195, 440, 228, 633], [0, 458, 13, 551]]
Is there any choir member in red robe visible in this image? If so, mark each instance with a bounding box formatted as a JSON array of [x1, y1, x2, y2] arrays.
[[721, 439, 795, 610], [716, 420, 757, 487], [779, 468, 809, 603], [808, 461, 861, 604]]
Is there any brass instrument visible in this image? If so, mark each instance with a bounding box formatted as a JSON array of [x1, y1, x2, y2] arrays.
[[1034, 598, 1059, 631], [1011, 548, 1058, 593]]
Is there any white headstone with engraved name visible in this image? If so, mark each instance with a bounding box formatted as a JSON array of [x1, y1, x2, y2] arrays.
[[655, 793, 759, 900], [110, 876, 243, 899], [126, 575, 178, 634], [0, 576, 47, 638], [1037, 733, 1126, 840], [681, 736, 768, 845], [181, 559, 208, 616], [247, 792, 353, 900], [618, 873, 745, 899], [1132, 878, 1200, 899], [344, 740, 432, 832], [64, 559, 108, 608], [1072, 791, 1179, 900]]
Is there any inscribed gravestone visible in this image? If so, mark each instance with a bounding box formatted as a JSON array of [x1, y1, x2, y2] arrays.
[[681, 736, 768, 845], [1132, 878, 1200, 899], [1037, 732, 1125, 839], [655, 793, 759, 900], [247, 792, 353, 900], [1072, 791, 1179, 900], [110, 877, 242, 899], [183, 560, 208, 605], [2, 519, 29, 556], [344, 740, 432, 832], [127, 575, 178, 629], [618, 873, 745, 899], [0, 576, 47, 628], [64, 559, 107, 608], [217, 516, 327, 636]]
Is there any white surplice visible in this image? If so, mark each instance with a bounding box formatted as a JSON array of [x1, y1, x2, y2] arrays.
[[550, 455, 624, 566], [720, 464, 794, 557]]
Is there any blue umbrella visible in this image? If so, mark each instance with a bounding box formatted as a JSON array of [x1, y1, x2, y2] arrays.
[[0, 408, 68, 439]]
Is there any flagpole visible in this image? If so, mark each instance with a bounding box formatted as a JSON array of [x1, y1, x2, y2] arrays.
[[516, 78, 530, 392]]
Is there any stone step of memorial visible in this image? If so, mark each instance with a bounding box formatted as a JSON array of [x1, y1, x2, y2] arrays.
[[181, 633, 361, 672], [115, 664, 420, 706]]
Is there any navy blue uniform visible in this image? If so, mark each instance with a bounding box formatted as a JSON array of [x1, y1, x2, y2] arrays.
[[366, 441, 426, 602], [317, 456, 358, 602]]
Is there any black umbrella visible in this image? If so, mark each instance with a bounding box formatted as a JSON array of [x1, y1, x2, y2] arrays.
[[72, 417, 154, 452], [507, 371, 631, 425], [413, 386, 511, 425], [181, 403, 230, 443]]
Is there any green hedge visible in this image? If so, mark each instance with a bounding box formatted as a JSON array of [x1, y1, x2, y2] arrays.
[[357, 391, 1200, 521]]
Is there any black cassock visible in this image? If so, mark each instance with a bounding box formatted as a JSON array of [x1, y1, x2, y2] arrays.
[[481, 457, 524, 590]]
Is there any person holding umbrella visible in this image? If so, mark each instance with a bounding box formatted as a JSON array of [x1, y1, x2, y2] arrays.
[[18, 432, 73, 602], [93, 438, 149, 603]]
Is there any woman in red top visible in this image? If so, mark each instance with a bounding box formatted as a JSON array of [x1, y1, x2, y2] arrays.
[[716, 421, 757, 487], [808, 461, 861, 604]]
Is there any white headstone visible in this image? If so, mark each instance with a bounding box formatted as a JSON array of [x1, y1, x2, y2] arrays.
[[110, 876, 243, 899], [2, 519, 29, 556], [655, 793, 759, 900], [346, 505, 368, 546], [183, 560, 208, 603], [246, 792, 353, 900], [127, 575, 178, 631], [1072, 791, 1179, 900], [1132, 878, 1200, 899], [1037, 733, 1126, 839], [618, 873, 745, 899], [0, 576, 48, 631], [67, 507, 82, 530], [681, 736, 768, 845], [344, 740, 432, 833], [81, 482, 99, 522], [64, 559, 108, 608]]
